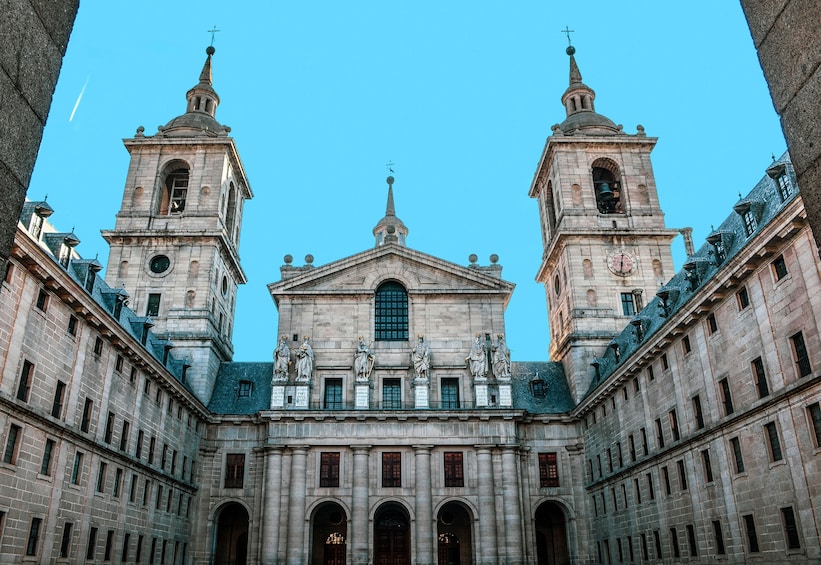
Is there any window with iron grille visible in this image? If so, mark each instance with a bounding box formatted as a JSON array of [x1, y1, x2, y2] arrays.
[[374, 281, 408, 341], [441, 378, 460, 409], [443, 452, 464, 487], [538, 452, 559, 487], [382, 379, 401, 409], [320, 452, 340, 487], [324, 379, 343, 409], [382, 452, 401, 487], [224, 454, 245, 488]]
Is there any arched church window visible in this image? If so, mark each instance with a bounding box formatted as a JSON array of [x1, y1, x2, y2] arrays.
[[591, 159, 623, 214], [375, 281, 408, 341]]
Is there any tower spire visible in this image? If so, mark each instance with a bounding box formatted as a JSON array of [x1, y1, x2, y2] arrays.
[[555, 42, 620, 135], [158, 46, 226, 137]]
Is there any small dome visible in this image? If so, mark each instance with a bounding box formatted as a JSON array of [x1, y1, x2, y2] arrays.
[[161, 112, 224, 137], [557, 111, 620, 135]]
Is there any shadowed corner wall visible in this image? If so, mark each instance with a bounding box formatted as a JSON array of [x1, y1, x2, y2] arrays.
[[741, 0, 821, 249], [0, 0, 79, 276]]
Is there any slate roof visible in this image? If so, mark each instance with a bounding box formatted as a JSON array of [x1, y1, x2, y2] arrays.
[[510, 361, 575, 413], [585, 153, 799, 397], [209, 362, 273, 414]]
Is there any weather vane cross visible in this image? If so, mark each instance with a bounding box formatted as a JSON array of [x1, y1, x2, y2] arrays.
[[207, 26, 221, 46], [561, 26, 574, 46]]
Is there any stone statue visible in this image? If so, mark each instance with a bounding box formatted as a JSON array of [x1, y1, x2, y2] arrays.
[[492, 333, 511, 379], [295, 336, 314, 382], [354, 336, 374, 381], [466, 334, 487, 379], [411, 334, 431, 380], [273, 335, 291, 381]]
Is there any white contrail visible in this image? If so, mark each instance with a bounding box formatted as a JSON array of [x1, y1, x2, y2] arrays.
[[69, 77, 89, 122]]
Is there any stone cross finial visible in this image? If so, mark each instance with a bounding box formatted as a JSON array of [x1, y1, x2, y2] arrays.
[[207, 26, 220, 46], [561, 26, 574, 45]]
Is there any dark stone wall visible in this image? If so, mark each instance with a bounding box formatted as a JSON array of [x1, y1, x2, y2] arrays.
[[0, 0, 79, 275], [741, 0, 821, 247]]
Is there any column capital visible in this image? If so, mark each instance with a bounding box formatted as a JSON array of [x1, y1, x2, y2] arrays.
[[474, 444, 496, 452], [351, 445, 373, 454], [263, 444, 286, 454], [289, 445, 311, 455], [412, 444, 435, 453]]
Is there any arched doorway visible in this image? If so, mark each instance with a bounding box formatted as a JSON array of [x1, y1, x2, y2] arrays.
[[374, 502, 410, 565], [213, 502, 249, 565], [437, 502, 473, 565], [534, 501, 569, 565], [311, 502, 348, 565]]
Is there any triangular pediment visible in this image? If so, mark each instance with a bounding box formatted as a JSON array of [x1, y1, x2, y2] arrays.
[[267, 244, 514, 300]]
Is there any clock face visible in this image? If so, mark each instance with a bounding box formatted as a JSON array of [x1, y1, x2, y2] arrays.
[[608, 251, 635, 276]]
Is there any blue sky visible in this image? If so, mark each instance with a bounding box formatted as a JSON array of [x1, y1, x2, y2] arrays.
[[29, 2, 786, 362]]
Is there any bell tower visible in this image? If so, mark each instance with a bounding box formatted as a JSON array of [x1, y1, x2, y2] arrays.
[[529, 44, 678, 402], [102, 46, 252, 404]]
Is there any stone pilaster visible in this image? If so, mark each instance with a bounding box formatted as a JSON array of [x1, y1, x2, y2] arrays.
[[351, 445, 372, 565], [413, 445, 434, 565], [501, 446, 524, 564], [286, 446, 309, 565], [475, 445, 498, 565], [262, 445, 285, 564]]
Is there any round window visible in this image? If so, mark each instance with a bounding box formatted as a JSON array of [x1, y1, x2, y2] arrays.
[[149, 255, 171, 274], [221, 276, 228, 296]]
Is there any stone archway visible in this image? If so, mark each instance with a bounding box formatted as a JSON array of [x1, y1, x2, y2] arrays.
[[213, 502, 249, 565], [374, 502, 411, 565], [534, 501, 569, 565], [436, 501, 473, 565], [311, 501, 348, 565]]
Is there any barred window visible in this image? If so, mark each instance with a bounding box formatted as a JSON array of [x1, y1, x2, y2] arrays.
[[224, 454, 245, 488], [374, 281, 408, 341], [320, 452, 340, 487], [538, 452, 559, 487], [443, 452, 464, 487], [382, 452, 401, 487]]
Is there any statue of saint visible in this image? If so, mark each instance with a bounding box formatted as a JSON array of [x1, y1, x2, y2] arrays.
[[492, 333, 511, 379], [295, 336, 314, 382], [411, 334, 431, 380], [273, 335, 291, 381], [466, 334, 487, 379], [354, 336, 374, 380]]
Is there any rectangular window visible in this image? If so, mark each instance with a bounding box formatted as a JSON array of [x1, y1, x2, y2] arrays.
[[662, 466, 671, 496], [655, 418, 664, 449], [146, 293, 161, 317], [751, 357, 769, 398], [115, 355, 124, 373], [743, 210, 757, 236], [641, 533, 649, 561], [113, 468, 122, 498], [87, 527, 98, 560], [130, 473, 137, 502], [706, 313, 718, 334], [60, 522, 73, 558], [120, 420, 130, 451], [71, 451, 83, 484], [324, 378, 343, 409], [171, 451, 177, 475], [677, 459, 688, 490], [93, 336, 103, 356], [104, 529, 114, 561], [40, 438, 55, 476], [701, 449, 713, 483], [765, 421, 783, 461], [781, 506, 801, 549], [441, 378, 460, 409], [616, 442, 623, 467], [382, 452, 401, 487], [80, 398, 93, 432], [647, 472, 655, 500], [772, 255, 788, 280], [16, 359, 34, 402], [148, 436, 155, 464], [736, 287, 750, 310], [150, 538, 157, 564], [538, 452, 559, 487], [25, 517, 41, 556], [136, 535, 143, 563], [647, 365, 655, 381], [155, 485, 163, 509], [36, 288, 48, 311], [641, 428, 648, 456], [661, 354, 669, 371], [653, 530, 662, 559], [743, 514, 759, 552], [136, 430, 144, 459], [67, 314, 78, 336], [161, 444, 168, 470], [130, 366, 137, 384], [121, 532, 130, 562], [682, 335, 691, 354], [224, 453, 245, 488], [3, 424, 21, 464], [237, 380, 253, 397], [51, 380, 66, 419], [382, 378, 401, 409], [143, 480, 151, 506], [628, 435, 636, 462], [777, 173, 794, 200], [96, 461, 107, 493], [669, 409, 680, 441], [808, 402, 821, 447], [719, 378, 734, 415], [730, 436, 745, 473], [443, 452, 464, 487], [791, 331, 812, 377], [634, 477, 641, 504], [712, 520, 726, 555], [621, 292, 636, 316], [319, 452, 340, 487], [606, 448, 613, 472], [670, 527, 680, 558], [104, 411, 115, 444], [692, 395, 704, 429], [687, 524, 697, 557]]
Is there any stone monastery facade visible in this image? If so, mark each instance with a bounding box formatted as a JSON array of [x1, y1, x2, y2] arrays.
[[0, 43, 820, 565]]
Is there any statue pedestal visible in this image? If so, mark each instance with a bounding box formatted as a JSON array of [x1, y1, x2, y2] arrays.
[[413, 379, 429, 409], [475, 383, 489, 407], [355, 384, 370, 409], [498, 383, 512, 407], [271, 385, 286, 409], [293, 385, 310, 408]]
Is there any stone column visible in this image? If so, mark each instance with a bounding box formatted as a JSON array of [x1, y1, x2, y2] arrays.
[[351, 445, 372, 565], [414, 445, 434, 565], [501, 446, 524, 564], [475, 445, 498, 565], [286, 446, 309, 565], [262, 445, 285, 564]]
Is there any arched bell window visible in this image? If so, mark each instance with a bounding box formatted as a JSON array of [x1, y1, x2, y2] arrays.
[[158, 163, 190, 215], [375, 281, 408, 341], [591, 158, 623, 214]]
